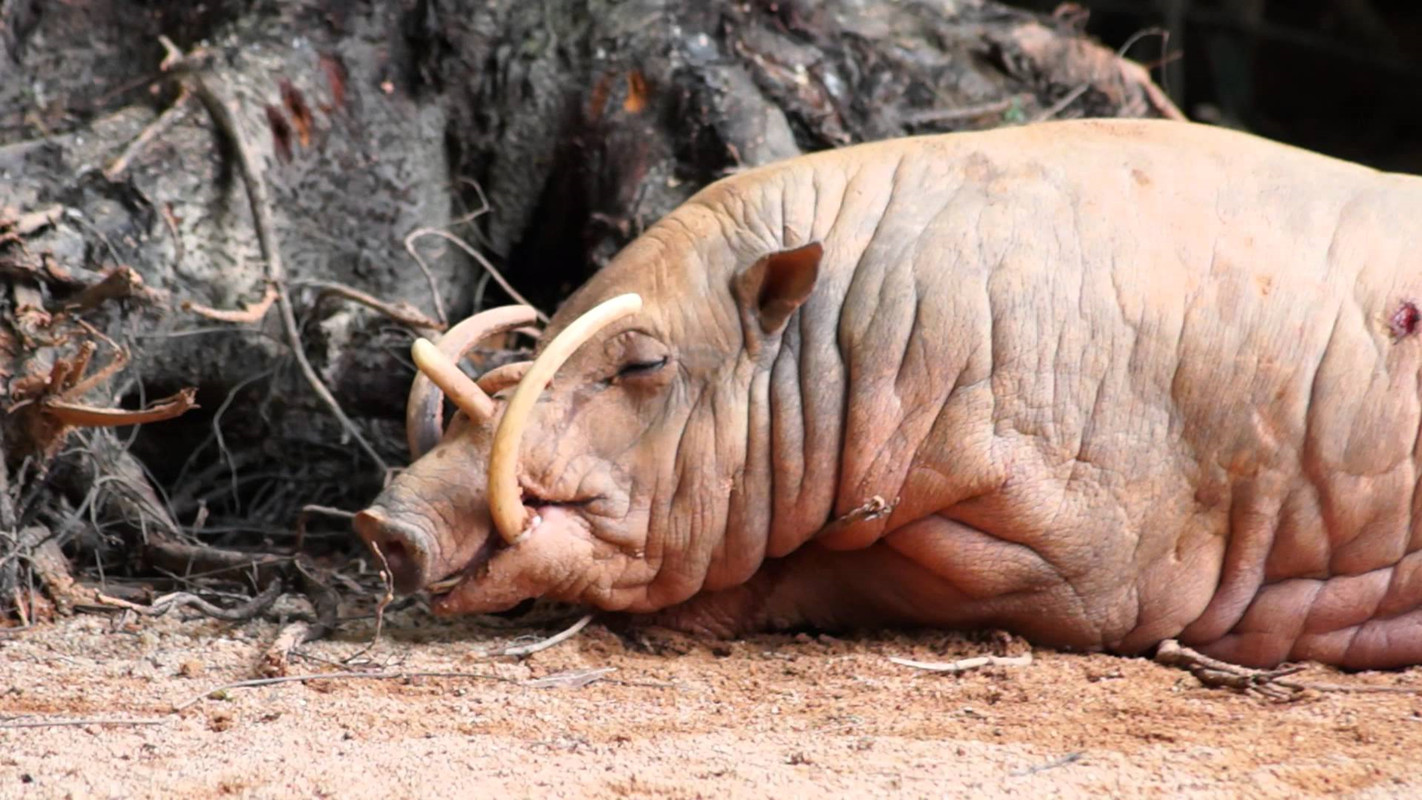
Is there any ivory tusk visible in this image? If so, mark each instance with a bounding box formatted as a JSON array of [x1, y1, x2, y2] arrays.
[[476, 361, 532, 396], [411, 339, 495, 421], [487, 294, 643, 544], [405, 305, 540, 459]]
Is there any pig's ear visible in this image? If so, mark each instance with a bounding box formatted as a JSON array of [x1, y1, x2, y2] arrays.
[[733, 242, 823, 336]]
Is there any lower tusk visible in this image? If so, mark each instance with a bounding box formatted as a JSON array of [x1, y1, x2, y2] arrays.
[[486, 293, 643, 544], [412, 339, 495, 422]]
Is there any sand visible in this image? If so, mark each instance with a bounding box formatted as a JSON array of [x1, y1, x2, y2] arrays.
[[4, 605, 1421, 799]]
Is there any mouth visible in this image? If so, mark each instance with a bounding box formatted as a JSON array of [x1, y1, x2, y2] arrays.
[[421, 493, 596, 600]]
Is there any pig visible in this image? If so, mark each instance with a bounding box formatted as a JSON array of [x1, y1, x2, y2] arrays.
[[355, 118, 1422, 670]]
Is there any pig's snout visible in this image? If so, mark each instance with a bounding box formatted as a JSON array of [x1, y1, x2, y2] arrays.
[[353, 508, 437, 594]]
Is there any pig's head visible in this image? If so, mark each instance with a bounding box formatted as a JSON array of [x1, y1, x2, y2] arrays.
[[354, 204, 822, 616]]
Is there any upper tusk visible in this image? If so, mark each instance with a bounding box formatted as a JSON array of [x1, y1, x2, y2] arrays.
[[477, 361, 532, 396], [405, 305, 541, 459], [411, 338, 495, 422], [486, 293, 644, 545]]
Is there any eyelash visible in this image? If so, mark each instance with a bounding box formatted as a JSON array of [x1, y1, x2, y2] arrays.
[[616, 356, 668, 378]]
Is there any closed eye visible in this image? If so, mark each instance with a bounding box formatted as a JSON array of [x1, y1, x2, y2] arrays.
[[616, 356, 668, 378]]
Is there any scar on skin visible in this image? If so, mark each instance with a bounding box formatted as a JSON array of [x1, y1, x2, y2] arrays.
[[1389, 301, 1420, 340]]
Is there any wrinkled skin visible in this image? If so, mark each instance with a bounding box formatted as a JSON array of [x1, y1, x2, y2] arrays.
[[357, 119, 1422, 669]]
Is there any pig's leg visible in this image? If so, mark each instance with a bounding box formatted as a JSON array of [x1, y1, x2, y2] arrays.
[[645, 515, 1100, 650]]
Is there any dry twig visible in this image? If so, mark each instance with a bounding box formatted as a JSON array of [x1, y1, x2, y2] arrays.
[[480, 613, 594, 658], [42, 387, 198, 428], [0, 717, 168, 730], [1155, 639, 1422, 701], [1033, 84, 1091, 122], [173, 669, 524, 712], [103, 85, 193, 181], [404, 227, 548, 323], [903, 95, 1030, 125], [889, 652, 1034, 674]]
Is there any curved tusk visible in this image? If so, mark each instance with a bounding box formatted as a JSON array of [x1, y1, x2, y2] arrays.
[[412, 339, 494, 421], [476, 361, 532, 396], [406, 305, 541, 459], [487, 293, 644, 544]]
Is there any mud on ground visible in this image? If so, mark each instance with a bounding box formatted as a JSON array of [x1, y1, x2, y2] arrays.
[[3, 609, 1421, 798]]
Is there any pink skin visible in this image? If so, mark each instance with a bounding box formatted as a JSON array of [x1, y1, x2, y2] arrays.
[[357, 118, 1422, 669]]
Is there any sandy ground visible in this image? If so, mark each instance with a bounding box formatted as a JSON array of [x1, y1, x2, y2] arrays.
[[4, 605, 1422, 799]]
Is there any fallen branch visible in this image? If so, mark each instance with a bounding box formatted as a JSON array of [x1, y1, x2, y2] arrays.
[[294, 504, 354, 551], [42, 387, 198, 428], [522, 666, 616, 689], [889, 652, 1034, 674], [1155, 639, 1422, 701]]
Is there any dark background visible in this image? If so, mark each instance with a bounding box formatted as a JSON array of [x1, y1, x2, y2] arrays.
[[1008, 0, 1422, 172]]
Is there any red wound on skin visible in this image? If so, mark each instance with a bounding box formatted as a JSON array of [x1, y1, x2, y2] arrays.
[[1390, 301, 1420, 339]]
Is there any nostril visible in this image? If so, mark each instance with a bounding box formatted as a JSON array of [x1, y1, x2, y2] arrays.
[[377, 538, 411, 580], [352, 508, 433, 595]]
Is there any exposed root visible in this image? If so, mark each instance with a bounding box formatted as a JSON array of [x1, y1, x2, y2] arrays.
[[96, 580, 282, 622], [298, 280, 445, 332], [23, 531, 94, 615]]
